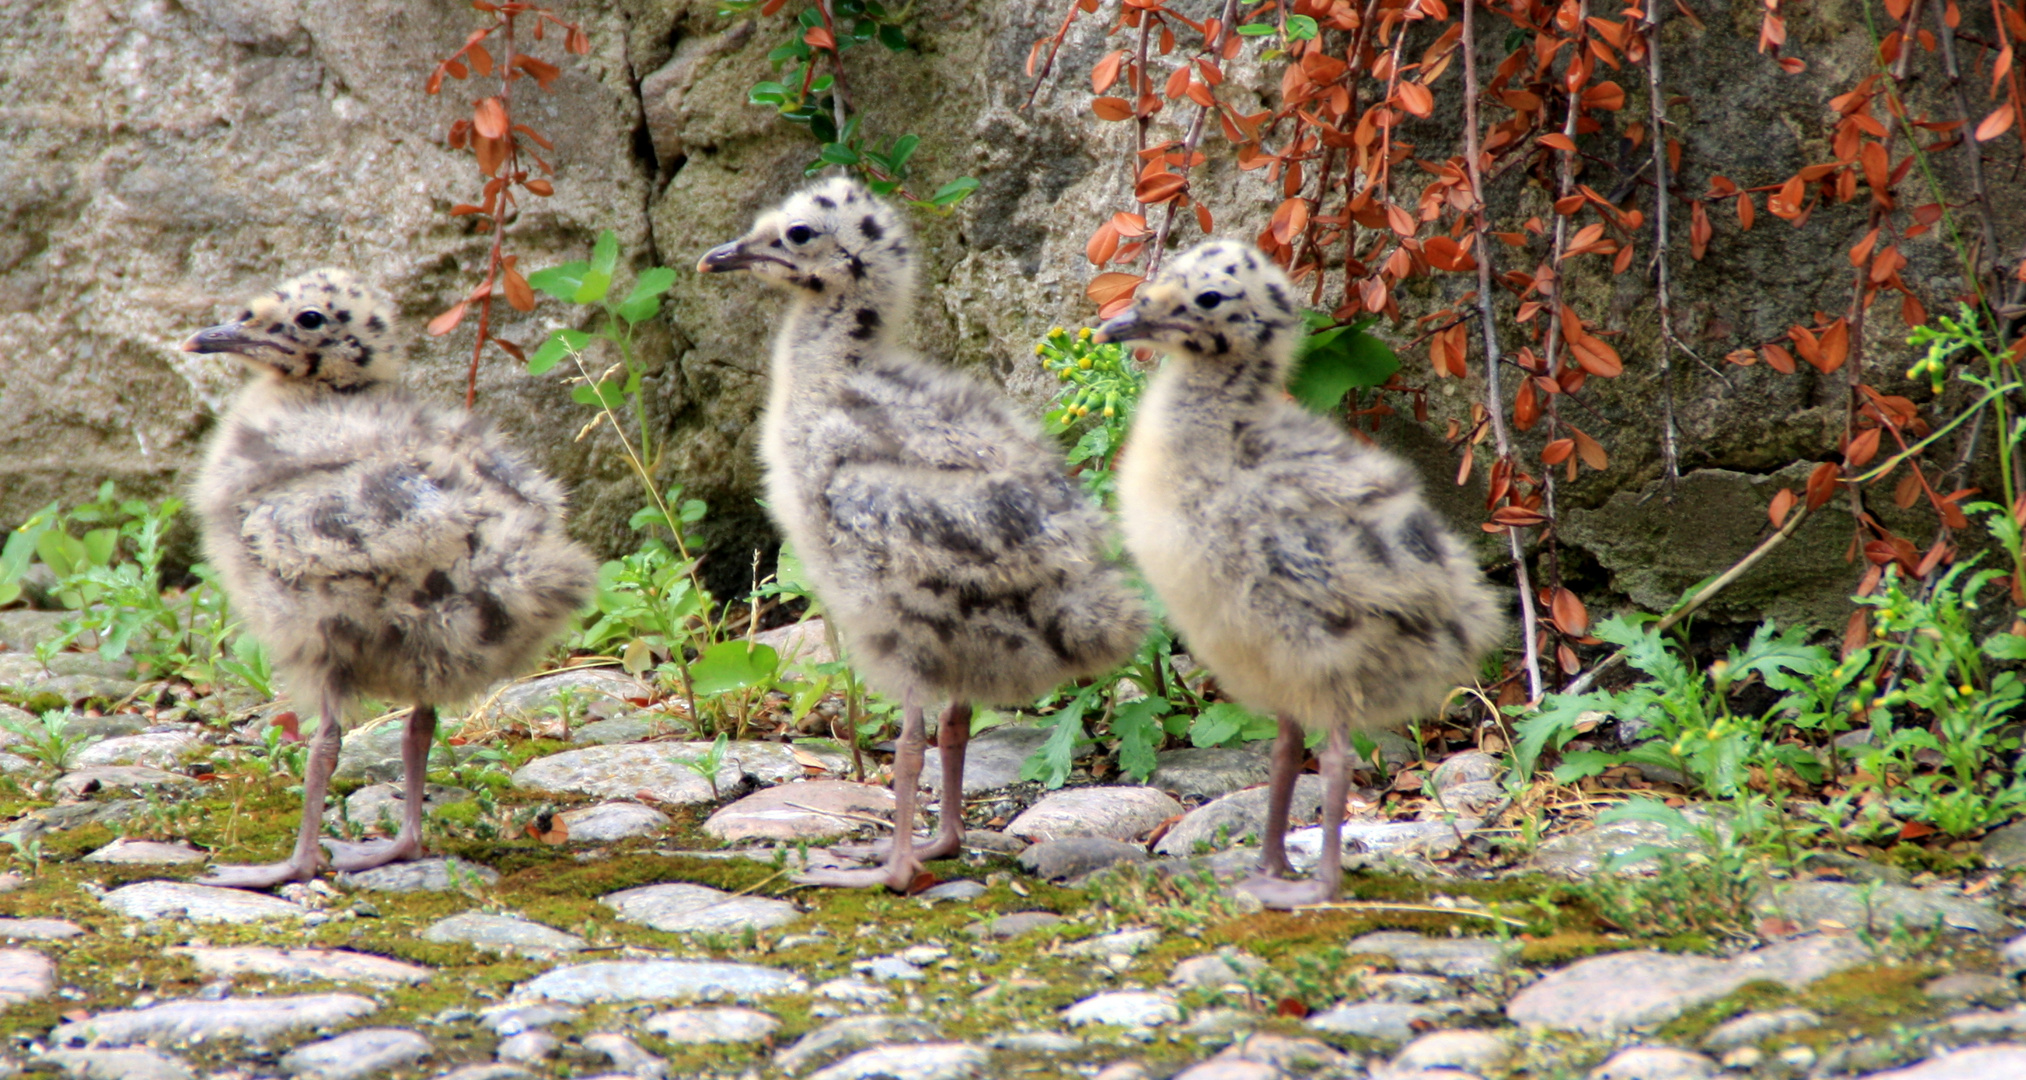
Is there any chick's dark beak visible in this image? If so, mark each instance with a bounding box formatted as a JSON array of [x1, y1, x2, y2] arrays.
[[1094, 308, 1157, 345], [183, 324, 271, 355], [697, 240, 761, 274]]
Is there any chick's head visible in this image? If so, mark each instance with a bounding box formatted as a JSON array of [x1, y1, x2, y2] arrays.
[[698, 176, 913, 311], [184, 268, 402, 392], [1096, 241, 1301, 368]]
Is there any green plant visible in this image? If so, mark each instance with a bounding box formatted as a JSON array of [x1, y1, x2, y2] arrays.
[[724, 0, 978, 208], [1576, 799, 1761, 941], [0, 710, 102, 771], [677, 732, 732, 799], [527, 231, 679, 470]]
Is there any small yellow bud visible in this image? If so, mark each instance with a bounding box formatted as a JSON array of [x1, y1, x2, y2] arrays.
[[1078, 327, 1093, 341], [1079, 356, 1093, 369], [1960, 683, 1976, 697], [1035, 343, 1047, 356]]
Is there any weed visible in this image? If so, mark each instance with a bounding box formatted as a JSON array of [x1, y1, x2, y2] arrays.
[[0, 711, 101, 772]]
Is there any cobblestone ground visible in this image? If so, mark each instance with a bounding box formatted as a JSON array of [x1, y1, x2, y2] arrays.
[[2, 613, 2024, 1080]]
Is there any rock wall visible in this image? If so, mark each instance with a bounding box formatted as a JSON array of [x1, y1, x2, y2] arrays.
[[1, 0, 2015, 625]]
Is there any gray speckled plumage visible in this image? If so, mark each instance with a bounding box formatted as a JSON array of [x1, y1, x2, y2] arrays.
[[1103, 240, 1504, 906], [700, 177, 1148, 890], [187, 268, 595, 887]]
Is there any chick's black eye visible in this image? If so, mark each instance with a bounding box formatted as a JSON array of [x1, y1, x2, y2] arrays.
[[1195, 291, 1224, 310], [295, 310, 326, 330], [785, 224, 816, 245]]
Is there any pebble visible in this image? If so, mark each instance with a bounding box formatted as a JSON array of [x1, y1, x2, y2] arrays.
[[1700, 1008, 1822, 1049], [494, 1030, 556, 1064], [437, 1067, 539, 1080], [1429, 750, 1500, 789], [0, 950, 53, 1007], [1857, 1045, 2026, 1079], [56, 766, 195, 797], [986, 1031, 1082, 1053], [1348, 931, 1514, 977], [1064, 927, 1161, 958], [814, 977, 893, 1004], [1017, 837, 1147, 880], [1943, 1004, 2026, 1036], [1390, 1028, 1512, 1074], [516, 960, 805, 1004], [1172, 1062, 1282, 1080], [1507, 935, 1870, 1035], [1147, 746, 1270, 799], [50, 994, 378, 1047], [1182, 1008, 1258, 1039], [421, 912, 588, 958], [1286, 819, 1478, 864], [775, 1015, 940, 1074], [1528, 815, 1713, 877], [1005, 786, 1183, 843], [477, 1002, 582, 1034], [168, 946, 431, 986], [808, 1042, 988, 1080], [1064, 990, 1180, 1027], [488, 667, 652, 721], [276, 1028, 430, 1079], [920, 723, 1068, 795], [0, 917, 82, 941], [332, 723, 474, 785], [1977, 818, 2026, 867], [751, 618, 836, 668], [556, 800, 671, 842], [570, 715, 670, 745], [1215, 1032, 1354, 1071], [39, 1048, 196, 1080], [335, 856, 499, 892], [81, 838, 207, 865], [98, 881, 306, 924], [601, 881, 801, 933], [702, 779, 896, 842], [918, 880, 988, 903], [642, 1006, 782, 1044], [511, 740, 824, 804], [1922, 972, 2013, 1004], [1170, 949, 1267, 990], [326, 782, 471, 830], [965, 911, 1063, 938], [1305, 1000, 1436, 1042], [1768, 880, 2007, 935], [1365, 973, 1454, 1002], [1154, 776, 1325, 856], [70, 732, 198, 770], [1587, 1046, 1717, 1080], [581, 1032, 666, 1078], [2004, 934, 2026, 976]]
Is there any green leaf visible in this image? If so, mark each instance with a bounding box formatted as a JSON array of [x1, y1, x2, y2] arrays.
[[1066, 424, 1112, 466], [1286, 320, 1400, 414], [82, 528, 118, 568], [1287, 14, 1320, 39], [1237, 22, 1277, 35], [748, 81, 789, 105], [877, 24, 907, 50], [928, 177, 979, 207], [528, 261, 590, 303], [571, 379, 626, 410], [1551, 749, 1623, 785], [528, 328, 594, 375], [689, 641, 780, 697], [1112, 697, 1171, 782], [818, 143, 862, 167], [617, 267, 678, 325], [1507, 691, 1615, 784], [1020, 691, 1091, 789], [575, 231, 621, 304], [1985, 633, 2026, 660], [1191, 702, 1269, 748], [35, 531, 81, 579], [889, 133, 920, 168]]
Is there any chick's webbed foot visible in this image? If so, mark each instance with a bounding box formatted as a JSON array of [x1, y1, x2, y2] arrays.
[[325, 835, 426, 872], [198, 858, 322, 890], [791, 861, 932, 894], [1231, 873, 1340, 910]]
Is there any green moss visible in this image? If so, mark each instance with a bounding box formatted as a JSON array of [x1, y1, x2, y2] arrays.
[[1518, 931, 1629, 965]]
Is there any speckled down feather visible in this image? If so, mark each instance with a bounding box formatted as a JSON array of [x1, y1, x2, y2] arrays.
[[736, 177, 1149, 705], [1113, 241, 1505, 729], [192, 270, 594, 707]]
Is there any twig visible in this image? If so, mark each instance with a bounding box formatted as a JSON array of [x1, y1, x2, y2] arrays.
[[1561, 501, 1814, 695], [813, 0, 852, 132], [1022, 1, 1088, 110], [466, 10, 518, 409], [1646, 0, 1682, 492], [1289, 900, 1529, 927], [1461, 0, 1544, 702], [1934, 2, 2002, 304], [1145, 0, 1239, 280]]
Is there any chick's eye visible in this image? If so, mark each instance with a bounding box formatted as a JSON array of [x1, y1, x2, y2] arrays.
[[1195, 291, 1224, 309], [784, 224, 816, 245], [295, 310, 326, 330]]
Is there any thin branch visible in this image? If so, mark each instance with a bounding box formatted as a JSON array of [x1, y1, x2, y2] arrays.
[[1646, 0, 1682, 492], [467, 10, 519, 409], [1022, 1, 1088, 110], [1461, 0, 1543, 701], [1934, 1, 2002, 304], [1562, 502, 1814, 695], [814, 0, 852, 133]]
